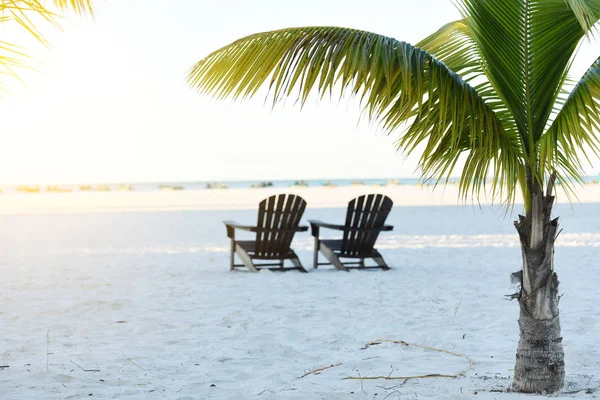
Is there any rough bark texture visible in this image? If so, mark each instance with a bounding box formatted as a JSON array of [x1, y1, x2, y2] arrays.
[[512, 188, 565, 393]]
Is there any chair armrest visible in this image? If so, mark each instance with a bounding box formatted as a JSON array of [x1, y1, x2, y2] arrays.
[[255, 226, 308, 233], [223, 220, 258, 239], [224, 221, 308, 239], [308, 220, 347, 230], [223, 220, 258, 231], [308, 220, 346, 237], [308, 220, 394, 237]]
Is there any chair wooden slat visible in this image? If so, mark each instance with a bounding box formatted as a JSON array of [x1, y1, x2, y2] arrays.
[[354, 194, 375, 255], [268, 194, 286, 257], [340, 197, 355, 252], [273, 194, 290, 254], [356, 194, 380, 254], [278, 195, 306, 255], [254, 197, 272, 254], [256, 198, 267, 255], [343, 195, 365, 255], [361, 195, 393, 254], [227, 194, 308, 272]]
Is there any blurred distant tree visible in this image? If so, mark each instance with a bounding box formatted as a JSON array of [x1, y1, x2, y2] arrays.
[[0, 0, 93, 91]]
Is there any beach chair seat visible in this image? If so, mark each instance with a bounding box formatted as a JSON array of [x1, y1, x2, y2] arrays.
[[309, 194, 393, 271], [224, 194, 308, 272]]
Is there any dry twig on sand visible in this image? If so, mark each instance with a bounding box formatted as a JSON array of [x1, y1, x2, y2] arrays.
[[383, 390, 401, 399], [343, 339, 474, 382], [297, 363, 343, 379], [70, 360, 100, 372], [45, 330, 50, 371]]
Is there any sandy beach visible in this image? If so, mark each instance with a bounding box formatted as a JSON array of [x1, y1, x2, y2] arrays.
[[1, 186, 600, 399], [2, 0, 599, 397]]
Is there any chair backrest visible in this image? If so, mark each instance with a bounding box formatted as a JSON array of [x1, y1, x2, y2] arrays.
[[254, 194, 307, 258], [340, 194, 393, 256]]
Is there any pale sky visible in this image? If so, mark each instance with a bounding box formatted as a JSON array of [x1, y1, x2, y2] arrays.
[[0, 0, 598, 184]]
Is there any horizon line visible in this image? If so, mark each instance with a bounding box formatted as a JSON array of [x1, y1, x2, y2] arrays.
[[0, 176, 443, 186]]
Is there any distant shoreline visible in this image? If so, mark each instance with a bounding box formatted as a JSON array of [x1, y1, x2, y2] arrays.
[[2, 184, 600, 215], [0, 178, 445, 194], [1, 175, 599, 195]]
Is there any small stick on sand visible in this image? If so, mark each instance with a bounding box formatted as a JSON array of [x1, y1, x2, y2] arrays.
[[297, 363, 342, 379], [344, 339, 475, 381], [45, 330, 50, 371], [454, 299, 462, 316], [126, 358, 146, 371], [70, 360, 100, 372], [344, 373, 459, 381], [377, 384, 401, 390], [383, 390, 401, 400]]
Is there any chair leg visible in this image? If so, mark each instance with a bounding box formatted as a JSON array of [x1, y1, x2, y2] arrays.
[[234, 244, 259, 272], [229, 239, 235, 271], [359, 258, 365, 268], [372, 252, 390, 270], [289, 255, 308, 273], [319, 243, 348, 272], [313, 238, 319, 268]]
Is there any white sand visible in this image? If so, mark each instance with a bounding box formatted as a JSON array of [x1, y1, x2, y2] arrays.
[[1, 187, 599, 399]]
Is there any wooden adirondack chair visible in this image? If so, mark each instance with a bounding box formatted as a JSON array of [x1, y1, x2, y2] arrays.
[[308, 194, 393, 271], [224, 194, 308, 272]]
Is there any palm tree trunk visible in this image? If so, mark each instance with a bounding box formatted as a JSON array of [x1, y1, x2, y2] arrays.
[[512, 177, 565, 393]]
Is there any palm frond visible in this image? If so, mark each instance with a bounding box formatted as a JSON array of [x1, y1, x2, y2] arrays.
[[0, 40, 34, 83], [52, 0, 93, 15], [416, 20, 481, 82], [188, 26, 524, 204], [456, 0, 600, 152], [565, 0, 599, 32], [0, 0, 93, 92], [540, 57, 600, 185], [0, 1, 57, 47], [416, 19, 519, 144]]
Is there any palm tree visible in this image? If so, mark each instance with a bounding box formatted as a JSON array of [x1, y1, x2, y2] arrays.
[[0, 0, 93, 91], [187, 0, 600, 393]]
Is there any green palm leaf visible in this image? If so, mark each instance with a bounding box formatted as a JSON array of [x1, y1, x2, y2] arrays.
[[416, 20, 519, 145], [456, 0, 600, 153], [188, 26, 523, 203], [540, 57, 600, 187], [416, 20, 481, 82]]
